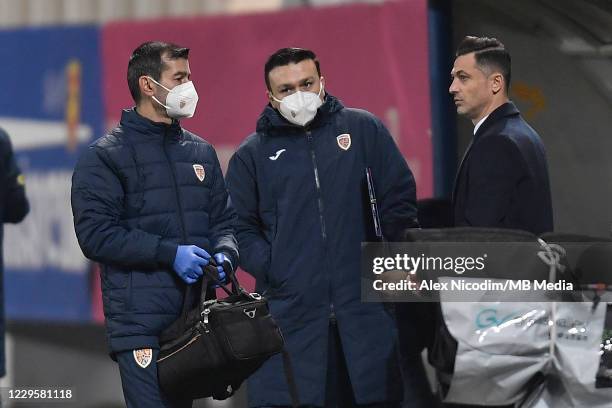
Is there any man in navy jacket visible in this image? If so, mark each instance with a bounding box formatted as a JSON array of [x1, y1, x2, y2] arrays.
[[71, 42, 238, 408], [226, 48, 420, 408], [450, 36, 553, 235], [0, 128, 29, 379]]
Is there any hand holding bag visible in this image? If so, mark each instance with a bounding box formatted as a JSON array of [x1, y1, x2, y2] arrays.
[[157, 263, 296, 402]]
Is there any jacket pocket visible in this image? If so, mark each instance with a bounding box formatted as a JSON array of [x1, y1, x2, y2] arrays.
[[267, 202, 285, 289], [270, 201, 279, 252]]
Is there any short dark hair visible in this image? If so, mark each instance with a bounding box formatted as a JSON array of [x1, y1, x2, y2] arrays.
[[264, 47, 321, 91], [456, 36, 511, 92], [127, 41, 189, 103]]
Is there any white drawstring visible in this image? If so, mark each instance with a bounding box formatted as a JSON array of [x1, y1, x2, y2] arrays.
[[537, 238, 567, 370]]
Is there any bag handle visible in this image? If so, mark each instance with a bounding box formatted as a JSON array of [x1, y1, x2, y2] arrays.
[[181, 260, 244, 315], [200, 263, 240, 300]]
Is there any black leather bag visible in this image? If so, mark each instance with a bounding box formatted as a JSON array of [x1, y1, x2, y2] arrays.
[[157, 264, 289, 401]]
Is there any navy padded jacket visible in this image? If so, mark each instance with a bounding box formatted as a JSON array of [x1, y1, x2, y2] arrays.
[[226, 95, 418, 406], [71, 109, 238, 354]]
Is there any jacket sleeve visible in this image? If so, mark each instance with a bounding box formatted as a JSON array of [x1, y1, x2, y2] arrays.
[[1, 130, 29, 223], [371, 119, 419, 240], [225, 149, 270, 281], [71, 145, 178, 269], [207, 148, 239, 268], [462, 135, 523, 226]]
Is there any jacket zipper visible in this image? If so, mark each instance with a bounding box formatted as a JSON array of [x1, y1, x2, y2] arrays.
[[162, 129, 188, 243], [306, 130, 335, 321], [306, 130, 327, 241]]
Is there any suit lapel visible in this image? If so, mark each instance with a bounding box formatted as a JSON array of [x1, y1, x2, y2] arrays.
[[452, 137, 475, 203], [451, 102, 520, 203]]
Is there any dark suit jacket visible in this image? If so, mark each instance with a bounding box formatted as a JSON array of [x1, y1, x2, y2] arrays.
[[453, 102, 553, 234]]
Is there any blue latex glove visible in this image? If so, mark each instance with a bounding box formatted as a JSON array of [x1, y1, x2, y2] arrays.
[[212, 253, 233, 285], [173, 245, 210, 284]]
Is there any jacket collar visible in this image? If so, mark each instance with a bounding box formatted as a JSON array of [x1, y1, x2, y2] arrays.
[[120, 108, 183, 140], [255, 93, 344, 134], [474, 101, 520, 140]]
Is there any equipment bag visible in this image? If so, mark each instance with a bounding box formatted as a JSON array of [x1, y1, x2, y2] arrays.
[[157, 264, 298, 405]]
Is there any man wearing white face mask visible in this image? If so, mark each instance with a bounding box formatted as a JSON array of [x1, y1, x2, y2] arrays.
[[227, 48, 423, 408], [71, 41, 238, 408]]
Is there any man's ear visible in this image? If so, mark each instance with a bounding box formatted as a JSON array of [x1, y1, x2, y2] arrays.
[[491, 73, 504, 94], [139, 76, 155, 98], [319, 76, 326, 99], [267, 89, 281, 108]]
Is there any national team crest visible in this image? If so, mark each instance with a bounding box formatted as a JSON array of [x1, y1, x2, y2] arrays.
[[193, 164, 205, 182], [133, 348, 152, 369], [337, 133, 351, 151]]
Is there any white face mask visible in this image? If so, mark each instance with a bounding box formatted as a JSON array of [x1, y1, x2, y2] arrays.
[[147, 76, 199, 119], [271, 82, 324, 126]]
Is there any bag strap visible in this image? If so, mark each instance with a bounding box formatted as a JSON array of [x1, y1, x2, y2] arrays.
[[282, 349, 300, 408], [200, 264, 239, 300], [181, 261, 244, 315]]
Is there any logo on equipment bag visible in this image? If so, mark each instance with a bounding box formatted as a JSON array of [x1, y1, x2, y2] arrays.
[[337, 133, 351, 151], [133, 348, 152, 369], [244, 308, 257, 319], [193, 164, 205, 182]]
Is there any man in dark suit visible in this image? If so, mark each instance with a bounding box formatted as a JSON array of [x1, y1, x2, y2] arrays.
[[445, 36, 554, 408], [449, 36, 553, 235]]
